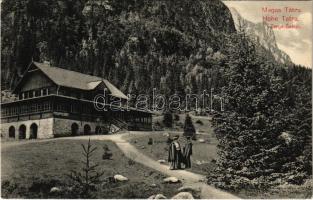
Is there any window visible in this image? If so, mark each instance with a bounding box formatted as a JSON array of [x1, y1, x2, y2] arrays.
[[1, 108, 6, 116], [43, 102, 51, 111], [35, 90, 41, 97], [24, 92, 29, 99], [43, 89, 47, 96], [21, 105, 28, 114], [29, 91, 33, 98], [37, 103, 43, 111], [31, 104, 37, 112], [12, 106, 18, 115]]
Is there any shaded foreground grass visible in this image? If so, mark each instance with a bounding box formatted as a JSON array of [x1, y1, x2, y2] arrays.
[[1, 139, 182, 198]]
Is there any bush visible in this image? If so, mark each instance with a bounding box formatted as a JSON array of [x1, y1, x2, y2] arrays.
[[153, 121, 164, 131], [163, 112, 173, 128], [195, 120, 203, 125], [183, 114, 196, 139], [174, 114, 180, 121]]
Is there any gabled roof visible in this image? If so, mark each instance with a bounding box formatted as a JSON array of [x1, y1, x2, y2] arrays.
[[15, 62, 128, 99]]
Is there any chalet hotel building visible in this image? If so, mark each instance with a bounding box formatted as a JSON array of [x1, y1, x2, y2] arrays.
[[0, 62, 152, 139]]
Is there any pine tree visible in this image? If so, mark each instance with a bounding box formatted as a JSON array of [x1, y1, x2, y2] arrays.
[[183, 114, 196, 139]]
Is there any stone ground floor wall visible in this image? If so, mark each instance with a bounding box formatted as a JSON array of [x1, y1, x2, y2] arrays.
[[0, 117, 109, 139], [1, 118, 54, 139], [0, 115, 150, 139], [53, 118, 108, 137]]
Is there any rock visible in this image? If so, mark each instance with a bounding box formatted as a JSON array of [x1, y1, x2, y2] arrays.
[[198, 138, 205, 143], [163, 176, 180, 183], [279, 132, 292, 145], [148, 194, 167, 199], [50, 187, 61, 193], [148, 195, 155, 199], [151, 183, 157, 187], [158, 159, 166, 164], [172, 192, 194, 199], [114, 174, 128, 182], [163, 132, 170, 137], [178, 186, 201, 198], [141, 146, 146, 149]]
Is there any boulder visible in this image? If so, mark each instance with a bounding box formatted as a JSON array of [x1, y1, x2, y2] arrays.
[[163, 132, 170, 137], [114, 174, 128, 182], [50, 187, 62, 193], [172, 192, 194, 199], [279, 132, 293, 145], [148, 194, 167, 199], [198, 139, 205, 143], [178, 186, 201, 198], [163, 176, 180, 183], [158, 159, 166, 164]]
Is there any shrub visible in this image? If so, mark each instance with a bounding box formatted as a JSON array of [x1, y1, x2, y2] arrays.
[[195, 120, 203, 125], [183, 114, 196, 139], [163, 112, 173, 128], [174, 114, 180, 121]]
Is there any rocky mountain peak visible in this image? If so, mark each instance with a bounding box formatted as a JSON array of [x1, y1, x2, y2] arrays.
[[229, 7, 292, 65]]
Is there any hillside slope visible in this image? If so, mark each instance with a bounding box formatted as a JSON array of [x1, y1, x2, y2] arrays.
[[1, 0, 235, 94]]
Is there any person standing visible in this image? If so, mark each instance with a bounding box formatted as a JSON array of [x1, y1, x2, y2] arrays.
[[168, 135, 183, 170], [183, 136, 193, 168]]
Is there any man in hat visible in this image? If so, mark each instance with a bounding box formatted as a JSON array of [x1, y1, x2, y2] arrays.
[[168, 135, 183, 170], [183, 136, 193, 168]]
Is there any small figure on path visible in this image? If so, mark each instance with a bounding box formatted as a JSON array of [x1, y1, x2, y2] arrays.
[[168, 135, 183, 170], [183, 136, 193, 168]]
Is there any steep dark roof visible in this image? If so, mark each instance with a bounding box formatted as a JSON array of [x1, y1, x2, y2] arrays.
[[17, 62, 128, 99]]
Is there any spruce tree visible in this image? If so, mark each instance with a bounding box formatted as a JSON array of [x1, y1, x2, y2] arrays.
[[209, 33, 293, 190], [183, 114, 196, 139]]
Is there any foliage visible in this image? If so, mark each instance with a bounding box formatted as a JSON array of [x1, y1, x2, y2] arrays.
[[207, 31, 312, 191], [163, 111, 173, 128], [195, 119, 203, 125], [183, 114, 196, 139]]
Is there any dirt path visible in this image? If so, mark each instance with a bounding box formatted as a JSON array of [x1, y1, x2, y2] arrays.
[[1, 132, 238, 199], [110, 133, 238, 199]]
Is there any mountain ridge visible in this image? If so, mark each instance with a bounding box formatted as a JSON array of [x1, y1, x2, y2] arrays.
[[229, 7, 293, 65]]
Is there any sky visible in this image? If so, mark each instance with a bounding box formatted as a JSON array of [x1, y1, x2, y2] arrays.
[[223, 1, 312, 67]]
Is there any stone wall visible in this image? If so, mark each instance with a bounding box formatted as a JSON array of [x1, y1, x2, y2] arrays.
[[0, 118, 54, 139], [0, 117, 109, 139], [53, 118, 108, 137]]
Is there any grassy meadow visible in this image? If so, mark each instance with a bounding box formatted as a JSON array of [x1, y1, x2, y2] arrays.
[[1, 139, 182, 198]]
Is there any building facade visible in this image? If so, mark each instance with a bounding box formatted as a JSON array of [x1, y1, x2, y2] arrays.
[[1, 62, 152, 139]]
